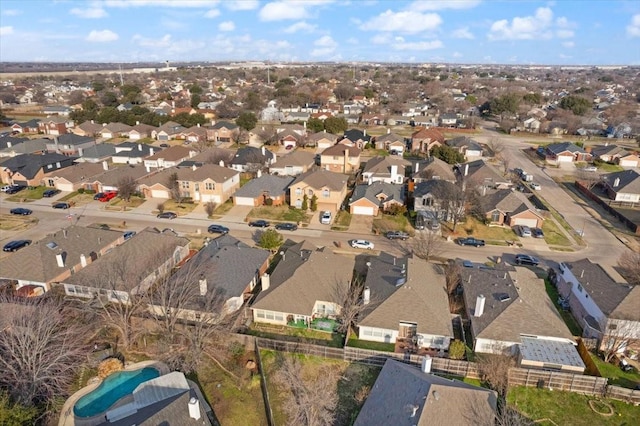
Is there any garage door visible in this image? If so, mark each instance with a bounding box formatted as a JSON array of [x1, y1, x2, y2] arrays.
[[151, 189, 170, 198], [619, 160, 638, 167], [234, 197, 255, 206], [512, 217, 538, 227], [57, 183, 74, 192], [352, 205, 375, 216]]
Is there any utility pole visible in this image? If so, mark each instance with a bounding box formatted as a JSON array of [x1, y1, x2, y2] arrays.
[[119, 64, 124, 86]]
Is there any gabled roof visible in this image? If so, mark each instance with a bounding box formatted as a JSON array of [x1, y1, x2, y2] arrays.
[[230, 146, 276, 166], [114, 142, 159, 158], [100, 122, 132, 133], [412, 157, 456, 181], [411, 127, 445, 143], [358, 256, 453, 338], [343, 129, 371, 142], [0, 136, 28, 150], [211, 121, 238, 130], [252, 241, 354, 315], [130, 123, 157, 133], [43, 161, 105, 182], [308, 131, 338, 143], [458, 160, 507, 188], [321, 143, 362, 157], [413, 179, 458, 198], [447, 136, 483, 151], [76, 121, 103, 134], [0, 226, 123, 284], [362, 156, 410, 176], [40, 116, 69, 124], [354, 360, 497, 426], [233, 175, 294, 198], [269, 150, 315, 168], [290, 169, 348, 191], [89, 164, 151, 186], [138, 164, 238, 186], [350, 182, 405, 206], [156, 121, 186, 134], [13, 118, 41, 128], [54, 133, 95, 146], [77, 143, 116, 159], [546, 141, 586, 155], [374, 132, 404, 143], [481, 189, 541, 217], [0, 138, 49, 155], [1, 153, 76, 179], [602, 169, 640, 194], [590, 144, 630, 158], [146, 145, 193, 161]]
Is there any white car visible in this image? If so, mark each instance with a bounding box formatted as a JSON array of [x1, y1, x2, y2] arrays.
[[351, 239, 374, 250], [530, 182, 541, 190], [583, 166, 598, 172], [320, 211, 332, 224]]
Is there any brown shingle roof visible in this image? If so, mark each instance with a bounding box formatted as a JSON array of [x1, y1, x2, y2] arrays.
[[146, 145, 194, 161], [321, 144, 361, 157], [290, 169, 348, 191]]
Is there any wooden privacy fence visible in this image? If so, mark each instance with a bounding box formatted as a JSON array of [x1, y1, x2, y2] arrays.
[[256, 337, 345, 360], [508, 368, 607, 396], [605, 385, 640, 406]]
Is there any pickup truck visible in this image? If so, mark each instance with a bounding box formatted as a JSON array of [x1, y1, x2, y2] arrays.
[[457, 237, 486, 247]]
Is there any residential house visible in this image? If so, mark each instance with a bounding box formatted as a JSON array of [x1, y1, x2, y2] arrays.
[[282, 111, 310, 123], [208, 121, 238, 143], [411, 127, 445, 153], [42, 161, 106, 192], [144, 145, 197, 172], [72, 120, 103, 137], [153, 121, 186, 141], [591, 144, 640, 168], [413, 180, 461, 222], [457, 160, 512, 191], [38, 116, 72, 135], [181, 125, 208, 144], [387, 116, 412, 126], [233, 174, 294, 207], [361, 113, 385, 126], [61, 228, 189, 302], [45, 134, 96, 156], [99, 122, 133, 140], [481, 189, 545, 228], [149, 234, 270, 321], [410, 157, 456, 183], [251, 241, 355, 330], [73, 143, 116, 163], [276, 124, 307, 137], [342, 129, 370, 149], [439, 113, 458, 127], [128, 123, 157, 140], [276, 129, 302, 149], [461, 263, 582, 372], [42, 105, 71, 116], [556, 259, 640, 354], [10, 119, 40, 134], [545, 142, 593, 164], [355, 359, 497, 426], [357, 255, 453, 351], [113, 141, 160, 165], [320, 144, 361, 174], [306, 130, 338, 149], [137, 164, 239, 203], [522, 117, 541, 133], [349, 182, 405, 216], [0, 226, 123, 295], [228, 146, 276, 173], [0, 138, 49, 158], [0, 152, 77, 186], [601, 170, 640, 203], [361, 156, 409, 185], [0, 136, 28, 151], [269, 151, 315, 176], [372, 131, 406, 154], [83, 164, 150, 193], [289, 169, 348, 212], [446, 136, 484, 160]]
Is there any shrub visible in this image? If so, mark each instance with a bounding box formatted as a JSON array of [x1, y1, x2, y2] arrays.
[[157, 203, 165, 213], [77, 188, 85, 194], [204, 201, 217, 217], [448, 340, 466, 360], [264, 198, 274, 206]]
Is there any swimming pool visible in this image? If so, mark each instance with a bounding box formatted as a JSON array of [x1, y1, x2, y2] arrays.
[[74, 367, 160, 418]]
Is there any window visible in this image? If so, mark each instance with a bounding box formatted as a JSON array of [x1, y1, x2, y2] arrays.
[[308, 189, 314, 196], [295, 188, 302, 196], [47, 164, 53, 169], [491, 211, 501, 222], [205, 182, 214, 190], [322, 189, 330, 198], [257, 310, 266, 319], [608, 323, 617, 330], [422, 197, 433, 206], [181, 181, 190, 189], [56, 162, 61, 167]]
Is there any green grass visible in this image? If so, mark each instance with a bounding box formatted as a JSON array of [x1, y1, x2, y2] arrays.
[[213, 199, 234, 215], [543, 279, 583, 336], [507, 386, 640, 425], [595, 162, 624, 172], [443, 217, 518, 242], [247, 323, 344, 348], [5, 185, 48, 201], [372, 213, 412, 233], [346, 337, 395, 352], [438, 374, 484, 388], [542, 218, 572, 246], [589, 353, 640, 388], [248, 206, 311, 224], [331, 210, 352, 231]]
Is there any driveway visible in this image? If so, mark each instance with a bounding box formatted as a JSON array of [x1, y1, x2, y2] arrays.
[[223, 205, 253, 224], [348, 215, 373, 235]]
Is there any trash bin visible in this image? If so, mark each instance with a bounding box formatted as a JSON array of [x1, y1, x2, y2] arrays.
[[536, 379, 545, 389]]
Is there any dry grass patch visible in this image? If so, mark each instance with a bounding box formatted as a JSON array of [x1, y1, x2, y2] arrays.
[[0, 214, 38, 231]]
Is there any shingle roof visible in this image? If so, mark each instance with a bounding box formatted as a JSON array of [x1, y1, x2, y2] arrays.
[[76, 121, 103, 134], [458, 160, 507, 188], [412, 127, 445, 143], [591, 144, 629, 158], [234, 175, 294, 198], [269, 150, 315, 168], [101, 122, 132, 133], [0, 138, 49, 155], [447, 136, 482, 151], [374, 132, 404, 143], [358, 256, 454, 338], [251, 242, 354, 315], [77, 143, 116, 159], [138, 164, 238, 187], [350, 182, 405, 207], [1, 152, 76, 179], [54, 134, 94, 146], [43, 162, 105, 182], [481, 189, 542, 218], [602, 169, 640, 195], [90, 164, 151, 186], [146, 145, 193, 161], [354, 360, 497, 426], [362, 156, 410, 176], [230, 146, 276, 165], [344, 129, 371, 142], [211, 121, 238, 130], [308, 131, 338, 143], [546, 142, 586, 155], [290, 169, 348, 191], [321, 143, 362, 157], [0, 136, 28, 150], [412, 157, 456, 182], [413, 179, 458, 198]]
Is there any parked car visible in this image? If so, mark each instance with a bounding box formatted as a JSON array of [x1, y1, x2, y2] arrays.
[[10, 207, 32, 215], [123, 231, 136, 240], [385, 231, 409, 240], [248, 220, 270, 228], [52, 202, 71, 209], [320, 211, 332, 224], [275, 222, 298, 231], [350, 239, 374, 250], [530, 182, 541, 191], [532, 227, 544, 238], [157, 212, 177, 219], [515, 254, 539, 266], [5, 185, 26, 194], [0, 185, 11, 192], [42, 189, 61, 197], [583, 166, 598, 172], [620, 359, 635, 373], [207, 224, 230, 234], [456, 237, 485, 247], [514, 225, 532, 238], [462, 260, 474, 268], [97, 191, 117, 202], [93, 192, 105, 200], [3, 240, 31, 252]]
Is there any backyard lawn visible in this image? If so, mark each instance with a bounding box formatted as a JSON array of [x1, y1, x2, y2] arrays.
[[507, 386, 640, 425], [589, 353, 640, 388], [248, 323, 344, 348], [346, 336, 395, 352]]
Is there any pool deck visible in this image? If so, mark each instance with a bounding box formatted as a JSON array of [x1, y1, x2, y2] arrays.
[[58, 360, 169, 426]]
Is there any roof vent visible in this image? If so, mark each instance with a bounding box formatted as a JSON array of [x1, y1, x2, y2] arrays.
[[395, 277, 406, 287], [432, 390, 440, 401]]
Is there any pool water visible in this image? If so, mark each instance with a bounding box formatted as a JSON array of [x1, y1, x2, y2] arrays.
[[74, 367, 160, 418]]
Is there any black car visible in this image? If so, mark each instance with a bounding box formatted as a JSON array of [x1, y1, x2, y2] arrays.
[[43, 189, 60, 197], [3, 240, 31, 252], [207, 224, 230, 234], [275, 222, 298, 231], [532, 227, 544, 239], [123, 231, 137, 240], [385, 231, 409, 240], [93, 192, 105, 200], [515, 254, 539, 266], [5, 185, 26, 194], [52, 202, 71, 209], [457, 237, 485, 247], [10, 207, 32, 215], [157, 212, 177, 219], [248, 220, 270, 228]]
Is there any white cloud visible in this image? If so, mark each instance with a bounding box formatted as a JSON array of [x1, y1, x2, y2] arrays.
[[70, 7, 108, 19], [219, 21, 235, 31], [562, 41, 575, 48], [225, 0, 259, 10], [361, 10, 442, 33], [0, 26, 14, 36], [2, 9, 22, 16], [311, 35, 337, 57], [204, 9, 220, 18], [627, 14, 640, 37], [283, 21, 317, 33], [103, 0, 219, 7], [346, 37, 358, 45], [392, 40, 443, 51], [86, 29, 118, 42], [556, 29, 574, 38], [488, 7, 555, 40], [451, 27, 474, 39], [371, 34, 391, 44], [409, 0, 481, 11], [259, 2, 308, 21]]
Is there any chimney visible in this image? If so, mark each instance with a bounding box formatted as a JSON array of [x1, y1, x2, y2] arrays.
[[613, 177, 620, 187], [261, 273, 270, 291], [464, 163, 469, 176], [78, 147, 83, 157], [138, 143, 143, 151], [136, 120, 140, 125], [197, 123, 200, 127], [63, 229, 68, 238], [103, 123, 107, 127], [605, 141, 608, 147], [149, 147, 154, 156], [257, 169, 262, 178], [188, 397, 201, 420], [387, 128, 391, 134], [171, 100, 175, 109], [192, 164, 197, 171], [91, 120, 94, 124], [199, 276, 207, 296], [102, 160, 109, 171], [363, 129, 367, 137], [414, 162, 420, 173], [363, 287, 371, 305], [56, 253, 65, 268], [474, 294, 486, 317], [580, 269, 584, 278], [390, 164, 398, 177], [261, 146, 266, 156], [323, 129, 326, 133], [421, 355, 432, 373], [219, 160, 225, 167], [145, 164, 150, 173], [303, 121, 307, 129], [6, 141, 11, 147], [80, 254, 87, 267]]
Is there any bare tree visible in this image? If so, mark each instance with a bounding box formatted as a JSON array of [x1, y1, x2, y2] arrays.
[[332, 278, 371, 339], [411, 230, 445, 261], [0, 295, 90, 412], [600, 320, 637, 363], [576, 169, 601, 191], [476, 352, 516, 401], [167, 172, 183, 204], [433, 180, 468, 232], [617, 250, 640, 286], [272, 354, 339, 426], [204, 201, 217, 217], [487, 137, 505, 158], [205, 148, 235, 166], [116, 175, 137, 202]]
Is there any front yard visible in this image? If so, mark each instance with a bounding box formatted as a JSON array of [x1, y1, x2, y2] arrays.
[[372, 213, 413, 234], [5, 185, 48, 201], [542, 217, 572, 247], [159, 199, 198, 214], [248, 205, 312, 224], [441, 217, 518, 244], [0, 213, 38, 232]]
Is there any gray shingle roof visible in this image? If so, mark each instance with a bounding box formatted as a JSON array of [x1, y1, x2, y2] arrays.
[[269, 150, 315, 168], [43, 162, 105, 182], [0, 136, 28, 150], [354, 359, 497, 426], [350, 182, 405, 206], [546, 141, 586, 155], [602, 169, 640, 195], [1, 153, 77, 179], [413, 179, 458, 198], [233, 175, 294, 198], [0, 138, 49, 155], [412, 157, 456, 182], [290, 169, 348, 191], [78, 143, 116, 159], [55, 134, 95, 146], [91, 164, 151, 186], [230, 146, 276, 166], [458, 160, 507, 188], [447, 136, 482, 151]]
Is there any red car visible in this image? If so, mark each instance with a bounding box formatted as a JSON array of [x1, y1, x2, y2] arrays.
[[98, 191, 118, 202]]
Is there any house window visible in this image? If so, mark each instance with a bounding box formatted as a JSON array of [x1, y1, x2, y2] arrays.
[[422, 197, 433, 206], [308, 189, 314, 196], [609, 323, 617, 330], [205, 182, 215, 190], [491, 211, 501, 222], [295, 188, 302, 196], [47, 164, 53, 169], [56, 162, 61, 167], [181, 181, 190, 189], [322, 189, 330, 198], [295, 199, 302, 208]]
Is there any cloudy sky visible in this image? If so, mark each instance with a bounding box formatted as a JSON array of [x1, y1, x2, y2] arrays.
[[1, 0, 639, 65]]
